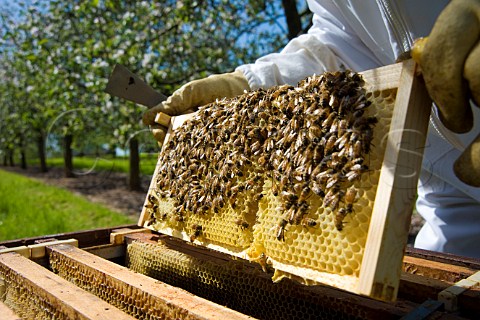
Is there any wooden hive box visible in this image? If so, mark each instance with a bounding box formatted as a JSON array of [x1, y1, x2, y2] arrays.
[[1, 226, 480, 319]]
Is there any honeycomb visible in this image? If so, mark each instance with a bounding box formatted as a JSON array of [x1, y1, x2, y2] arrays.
[[48, 249, 195, 320], [1, 260, 70, 319], [126, 239, 379, 320], [143, 70, 396, 288]]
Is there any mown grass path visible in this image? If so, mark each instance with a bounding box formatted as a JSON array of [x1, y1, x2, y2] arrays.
[[0, 169, 136, 241], [28, 155, 158, 175]]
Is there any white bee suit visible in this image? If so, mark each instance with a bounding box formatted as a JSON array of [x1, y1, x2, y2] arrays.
[[236, 0, 480, 258]]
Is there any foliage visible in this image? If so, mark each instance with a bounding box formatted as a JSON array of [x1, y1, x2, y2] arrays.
[[0, 169, 136, 241], [0, 0, 291, 166]]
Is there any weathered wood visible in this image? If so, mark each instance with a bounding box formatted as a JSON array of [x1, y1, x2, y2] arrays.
[[0, 224, 141, 249], [438, 271, 480, 312], [403, 255, 477, 283], [1, 226, 479, 319], [358, 60, 432, 301], [406, 247, 480, 270], [0, 300, 21, 320], [0, 251, 135, 320], [48, 243, 254, 320], [84, 243, 126, 260], [110, 227, 151, 245]]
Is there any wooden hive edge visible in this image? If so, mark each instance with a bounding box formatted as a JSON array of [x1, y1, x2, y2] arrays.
[[0, 251, 135, 320]]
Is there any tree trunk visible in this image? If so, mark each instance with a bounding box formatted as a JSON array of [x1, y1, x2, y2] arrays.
[[19, 137, 27, 169], [3, 154, 7, 166], [20, 149, 27, 169], [64, 134, 75, 178], [37, 133, 48, 172], [8, 149, 14, 167], [128, 137, 141, 191], [281, 0, 302, 40]]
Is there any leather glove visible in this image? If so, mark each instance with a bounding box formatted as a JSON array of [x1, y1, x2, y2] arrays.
[[411, 0, 480, 133], [412, 0, 480, 187], [143, 70, 250, 144]]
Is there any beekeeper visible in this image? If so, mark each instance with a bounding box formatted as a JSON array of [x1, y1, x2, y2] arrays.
[[143, 0, 480, 258]]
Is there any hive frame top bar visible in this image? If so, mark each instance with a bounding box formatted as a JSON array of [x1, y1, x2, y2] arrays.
[[139, 60, 432, 301]]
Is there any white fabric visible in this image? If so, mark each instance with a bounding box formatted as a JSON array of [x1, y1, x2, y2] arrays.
[[237, 0, 480, 258], [416, 171, 480, 258]]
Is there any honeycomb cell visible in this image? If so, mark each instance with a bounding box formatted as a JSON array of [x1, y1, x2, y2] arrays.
[[145, 70, 396, 284]]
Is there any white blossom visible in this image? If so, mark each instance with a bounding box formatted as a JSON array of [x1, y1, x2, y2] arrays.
[[112, 49, 125, 60]]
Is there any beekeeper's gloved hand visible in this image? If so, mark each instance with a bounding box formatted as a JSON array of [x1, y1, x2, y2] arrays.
[[143, 70, 250, 144], [412, 0, 480, 133], [412, 0, 480, 187]]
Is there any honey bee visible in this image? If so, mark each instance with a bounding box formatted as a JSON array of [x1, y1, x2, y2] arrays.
[[276, 219, 288, 241], [316, 107, 330, 120], [328, 95, 338, 109], [363, 127, 374, 153], [190, 224, 203, 242], [281, 191, 299, 204], [335, 208, 348, 231], [228, 196, 237, 209], [247, 127, 263, 141], [299, 184, 312, 202], [311, 181, 325, 197], [286, 207, 297, 224], [316, 168, 334, 184], [252, 252, 270, 273], [337, 96, 351, 116], [236, 219, 249, 230], [312, 145, 324, 164], [322, 111, 337, 128], [212, 195, 225, 209], [330, 152, 346, 170], [325, 172, 343, 189], [353, 116, 378, 130], [308, 124, 322, 142], [258, 155, 268, 166], [301, 217, 317, 227], [324, 135, 337, 154], [323, 187, 343, 210], [337, 119, 348, 137], [353, 140, 363, 158], [344, 187, 357, 212], [335, 132, 350, 150], [144, 202, 155, 209], [346, 164, 369, 182]]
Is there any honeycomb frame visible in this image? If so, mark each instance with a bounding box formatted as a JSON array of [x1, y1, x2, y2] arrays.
[[139, 60, 432, 301]]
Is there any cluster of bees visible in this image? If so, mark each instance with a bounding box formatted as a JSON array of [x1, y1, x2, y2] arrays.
[[147, 70, 376, 242]]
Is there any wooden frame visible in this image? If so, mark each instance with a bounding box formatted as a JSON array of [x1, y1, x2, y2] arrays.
[[138, 60, 432, 301]]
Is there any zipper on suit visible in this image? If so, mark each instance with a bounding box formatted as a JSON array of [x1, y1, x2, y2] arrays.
[[376, 0, 413, 55], [377, 0, 468, 150]]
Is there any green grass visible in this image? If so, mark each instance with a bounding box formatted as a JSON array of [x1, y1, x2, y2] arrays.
[[0, 169, 137, 241], [29, 154, 158, 175]]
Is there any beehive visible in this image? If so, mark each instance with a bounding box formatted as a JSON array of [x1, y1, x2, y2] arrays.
[[140, 60, 431, 301], [125, 237, 397, 320]]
